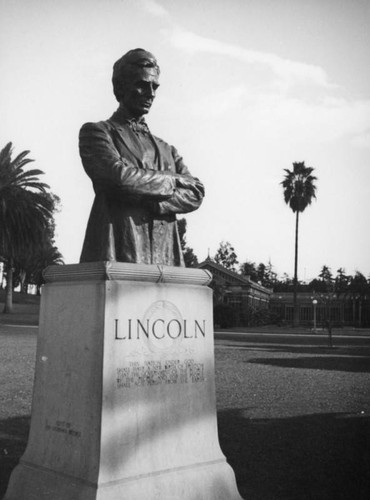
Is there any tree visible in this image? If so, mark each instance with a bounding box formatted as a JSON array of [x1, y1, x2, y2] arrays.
[[23, 193, 63, 293], [214, 241, 239, 271], [240, 259, 277, 288], [348, 271, 370, 327], [27, 243, 64, 295], [310, 265, 335, 346], [0, 142, 56, 312], [177, 218, 198, 267], [256, 262, 274, 287], [257, 260, 278, 288], [319, 265, 333, 284], [257, 263, 267, 283], [273, 272, 294, 292], [240, 260, 258, 281], [307, 278, 327, 293], [281, 161, 317, 326], [335, 267, 351, 295]]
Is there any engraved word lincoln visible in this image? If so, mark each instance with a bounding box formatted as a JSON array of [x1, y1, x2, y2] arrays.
[[114, 318, 206, 340], [79, 48, 205, 265]]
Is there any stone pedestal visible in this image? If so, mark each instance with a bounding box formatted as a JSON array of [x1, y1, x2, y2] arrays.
[[5, 262, 242, 500]]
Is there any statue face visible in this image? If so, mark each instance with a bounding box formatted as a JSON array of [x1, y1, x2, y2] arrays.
[[120, 67, 160, 118]]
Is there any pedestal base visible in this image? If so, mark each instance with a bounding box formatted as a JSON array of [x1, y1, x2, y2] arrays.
[[6, 458, 240, 500], [4, 262, 242, 500]]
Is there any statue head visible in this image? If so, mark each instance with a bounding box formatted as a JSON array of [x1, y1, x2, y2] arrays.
[[112, 49, 160, 117]]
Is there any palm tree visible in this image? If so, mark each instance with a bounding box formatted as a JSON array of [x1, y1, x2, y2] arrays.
[[0, 142, 55, 312], [28, 244, 64, 295], [281, 161, 317, 326]]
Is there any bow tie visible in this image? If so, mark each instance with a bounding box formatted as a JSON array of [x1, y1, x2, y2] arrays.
[[127, 119, 150, 135]]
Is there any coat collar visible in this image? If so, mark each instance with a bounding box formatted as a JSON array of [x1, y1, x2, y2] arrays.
[[109, 108, 150, 134], [108, 109, 164, 170]]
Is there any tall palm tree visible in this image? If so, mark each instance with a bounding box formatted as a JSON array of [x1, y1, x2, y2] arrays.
[[281, 161, 317, 326], [0, 142, 54, 312]]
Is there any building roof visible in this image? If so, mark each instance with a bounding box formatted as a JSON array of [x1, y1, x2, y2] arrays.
[[197, 259, 272, 295]]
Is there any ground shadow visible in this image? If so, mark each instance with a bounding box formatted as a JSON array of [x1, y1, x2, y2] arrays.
[[0, 416, 30, 497], [217, 409, 370, 500], [219, 343, 370, 373], [2, 412, 370, 500], [247, 355, 370, 373]]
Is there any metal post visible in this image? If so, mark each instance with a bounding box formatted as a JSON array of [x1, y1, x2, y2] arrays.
[[312, 299, 318, 333]]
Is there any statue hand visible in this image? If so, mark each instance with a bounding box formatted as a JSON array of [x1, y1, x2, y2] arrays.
[[175, 175, 205, 196]]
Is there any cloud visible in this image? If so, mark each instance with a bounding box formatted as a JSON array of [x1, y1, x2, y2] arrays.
[[138, 0, 170, 19], [169, 28, 331, 90], [137, 1, 330, 90], [175, 84, 370, 150], [138, 1, 369, 149], [243, 93, 370, 147]]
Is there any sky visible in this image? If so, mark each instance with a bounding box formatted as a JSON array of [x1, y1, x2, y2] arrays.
[[1, 0, 369, 282]]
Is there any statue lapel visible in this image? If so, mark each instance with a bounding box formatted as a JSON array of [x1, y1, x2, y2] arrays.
[[149, 134, 165, 171], [109, 120, 146, 166]]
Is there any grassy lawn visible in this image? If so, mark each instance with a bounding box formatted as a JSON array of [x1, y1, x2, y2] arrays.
[[1, 301, 370, 499], [215, 340, 370, 499], [0, 290, 39, 326]]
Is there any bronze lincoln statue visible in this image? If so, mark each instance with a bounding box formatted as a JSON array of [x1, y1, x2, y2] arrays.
[[79, 48, 204, 266]]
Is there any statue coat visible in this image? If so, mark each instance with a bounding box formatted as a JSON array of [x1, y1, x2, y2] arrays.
[[79, 110, 204, 266]]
